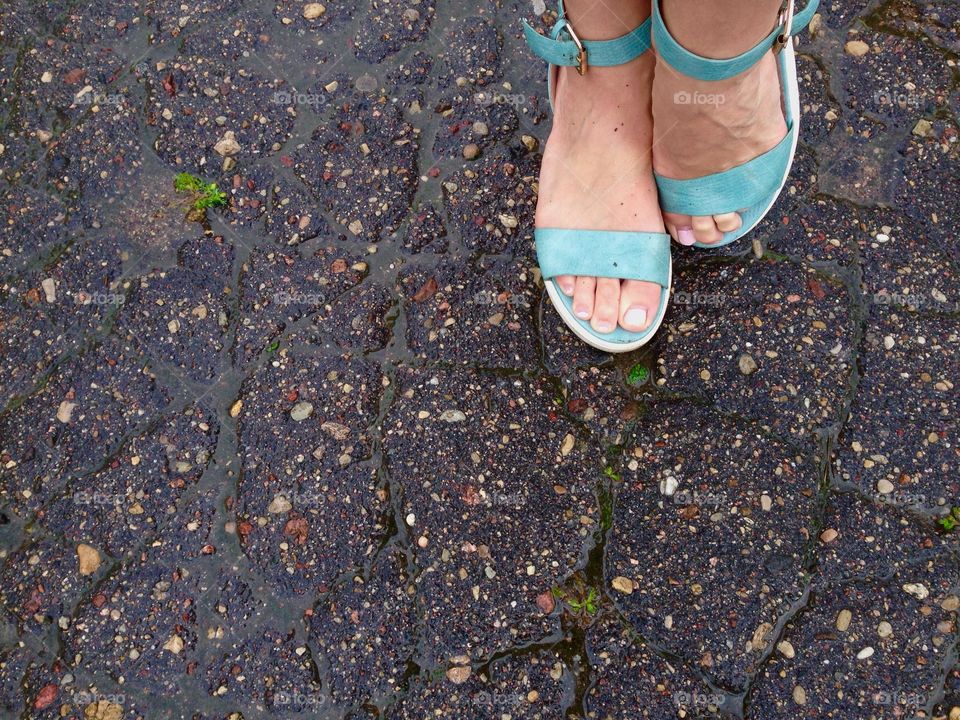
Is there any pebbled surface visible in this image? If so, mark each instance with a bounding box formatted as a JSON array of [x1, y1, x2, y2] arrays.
[[0, 0, 958, 718]]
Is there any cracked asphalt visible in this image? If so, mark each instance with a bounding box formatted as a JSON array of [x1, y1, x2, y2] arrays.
[[0, 0, 958, 718]]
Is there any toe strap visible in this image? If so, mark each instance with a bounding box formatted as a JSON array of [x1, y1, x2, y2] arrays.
[[654, 127, 795, 217], [535, 229, 671, 287]]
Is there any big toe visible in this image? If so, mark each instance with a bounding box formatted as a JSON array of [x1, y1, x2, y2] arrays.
[[619, 280, 661, 332]]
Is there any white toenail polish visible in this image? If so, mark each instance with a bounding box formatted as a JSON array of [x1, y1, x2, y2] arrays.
[[596, 322, 613, 333], [575, 309, 590, 319], [625, 307, 648, 328]]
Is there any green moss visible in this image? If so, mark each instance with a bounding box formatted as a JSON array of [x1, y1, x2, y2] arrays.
[[174, 172, 228, 211]]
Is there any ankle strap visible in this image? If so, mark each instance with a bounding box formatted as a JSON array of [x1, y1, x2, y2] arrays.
[[652, 0, 819, 81], [522, 10, 652, 75]]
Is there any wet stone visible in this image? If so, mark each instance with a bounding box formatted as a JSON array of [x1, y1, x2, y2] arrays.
[[400, 203, 448, 255], [433, 16, 503, 90], [386, 650, 570, 719], [837, 29, 953, 125], [747, 560, 959, 719], [37, 407, 217, 558], [235, 351, 387, 594], [833, 312, 959, 507], [0, 337, 172, 518], [893, 132, 960, 248], [0, 236, 126, 408], [272, 0, 356, 33], [147, 57, 294, 172], [235, 245, 366, 367], [117, 236, 234, 382], [202, 626, 322, 711], [0, 186, 73, 272], [179, 11, 275, 63], [294, 98, 419, 243], [309, 548, 414, 710], [354, 0, 436, 64], [63, 556, 203, 695], [399, 256, 539, 369], [0, 535, 103, 627], [767, 197, 858, 266], [264, 172, 331, 246], [658, 257, 854, 449], [818, 127, 905, 207], [384, 369, 596, 664], [17, 38, 134, 128], [816, 491, 946, 581], [45, 102, 146, 225], [606, 402, 818, 690], [308, 281, 395, 353], [586, 614, 729, 718], [431, 90, 519, 160], [856, 208, 959, 312], [147, 0, 243, 37], [442, 151, 537, 256], [796, 54, 841, 145]]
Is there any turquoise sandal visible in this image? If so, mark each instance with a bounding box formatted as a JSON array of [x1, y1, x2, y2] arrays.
[[652, 0, 819, 248], [523, 6, 672, 353]]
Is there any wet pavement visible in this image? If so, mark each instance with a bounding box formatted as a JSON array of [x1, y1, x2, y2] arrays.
[[0, 0, 957, 718]]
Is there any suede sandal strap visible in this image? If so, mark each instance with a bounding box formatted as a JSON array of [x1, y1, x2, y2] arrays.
[[652, 0, 819, 81], [536, 229, 671, 287], [522, 6, 652, 74]]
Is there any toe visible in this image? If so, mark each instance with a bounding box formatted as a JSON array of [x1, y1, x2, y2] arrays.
[[664, 212, 697, 247], [591, 278, 620, 334], [572, 276, 596, 321], [691, 215, 723, 245], [619, 280, 661, 332], [713, 212, 742, 233], [555, 275, 576, 296]]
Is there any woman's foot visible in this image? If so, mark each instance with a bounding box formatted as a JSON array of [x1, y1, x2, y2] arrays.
[[535, 5, 664, 335], [651, 0, 787, 246]]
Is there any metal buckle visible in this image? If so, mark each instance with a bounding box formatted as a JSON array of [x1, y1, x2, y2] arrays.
[[773, 0, 795, 52], [563, 19, 588, 75]]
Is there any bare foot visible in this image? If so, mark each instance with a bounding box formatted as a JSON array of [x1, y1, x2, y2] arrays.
[[651, 0, 787, 245], [536, 43, 665, 334]]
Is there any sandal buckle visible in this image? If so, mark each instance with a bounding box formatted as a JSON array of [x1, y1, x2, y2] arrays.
[[563, 19, 589, 74], [774, 0, 795, 52]]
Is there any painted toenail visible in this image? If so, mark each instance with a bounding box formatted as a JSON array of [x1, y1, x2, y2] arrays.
[[562, 284, 574, 295], [677, 227, 697, 246], [575, 308, 590, 319], [624, 307, 648, 329], [595, 321, 614, 333]]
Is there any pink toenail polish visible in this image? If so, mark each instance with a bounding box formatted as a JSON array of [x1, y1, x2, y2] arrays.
[[624, 307, 647, 329], [677, 227, 697, 246], [596, 321, 613, 333], [575, 308, 590, 319]]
